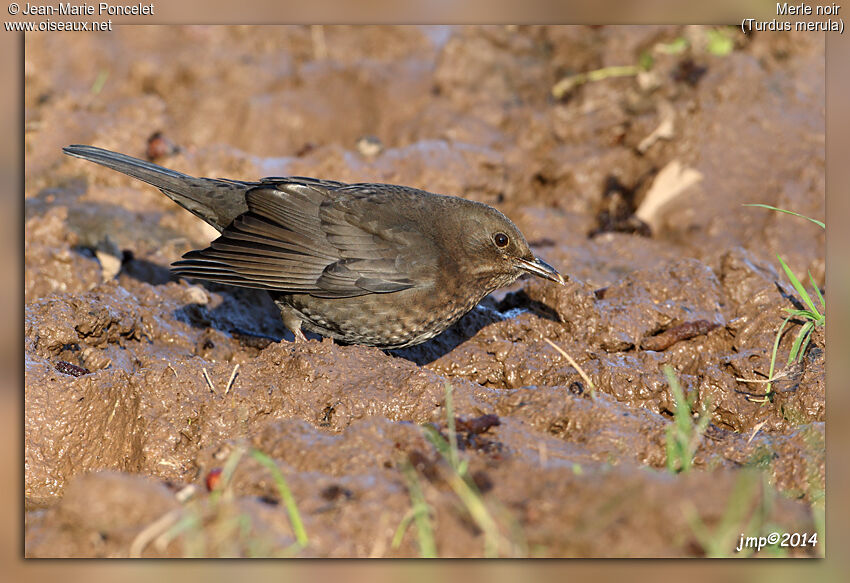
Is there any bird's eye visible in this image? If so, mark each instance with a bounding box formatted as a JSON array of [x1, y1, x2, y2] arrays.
[[493, 232, 509, 248]]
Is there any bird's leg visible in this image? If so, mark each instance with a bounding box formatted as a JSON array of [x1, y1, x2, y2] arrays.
[[279, 304, 307, 343]]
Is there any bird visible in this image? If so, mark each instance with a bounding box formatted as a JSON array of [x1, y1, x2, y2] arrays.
[[63, 145, 565, 349]]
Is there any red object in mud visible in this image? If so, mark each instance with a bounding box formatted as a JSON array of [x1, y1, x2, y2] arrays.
[[205, 468, 223, 491]]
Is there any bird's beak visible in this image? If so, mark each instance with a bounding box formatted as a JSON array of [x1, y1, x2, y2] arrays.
[[514, 256, 566, 286]]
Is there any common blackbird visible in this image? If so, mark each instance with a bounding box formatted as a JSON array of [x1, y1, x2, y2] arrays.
[[63, 145, 565, 349]]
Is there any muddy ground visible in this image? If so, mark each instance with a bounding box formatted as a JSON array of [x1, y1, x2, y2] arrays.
[[24, 26, 825, 557]]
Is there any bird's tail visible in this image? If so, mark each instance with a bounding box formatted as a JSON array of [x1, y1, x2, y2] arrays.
[[63, 144, 247, 230]]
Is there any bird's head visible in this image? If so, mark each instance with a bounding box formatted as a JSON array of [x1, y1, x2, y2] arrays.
[[453, 201, 566, 290]]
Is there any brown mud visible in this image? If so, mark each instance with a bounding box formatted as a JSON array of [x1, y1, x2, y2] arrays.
[[24, 26, 824, 557]]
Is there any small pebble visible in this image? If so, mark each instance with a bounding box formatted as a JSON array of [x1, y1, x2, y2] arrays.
[[356, 135, 383, 158], [55, 361, 90, 377]]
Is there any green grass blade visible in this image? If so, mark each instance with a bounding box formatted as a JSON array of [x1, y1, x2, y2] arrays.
[[799, 326, 813, 361], [656, 37, 688, 55], [808, 270, 825, 309], [767, 316, 793, 396], [665, 430, 678, 473], [216, 446, 246, 495], [423, 424, 450, 457], [157, 513, 203, 554], [446, 472, 502, 558], [777, 255, 820, 317], [391, 509, 416, 550], [91, 69, 109, 94], [424, 383, 508, 557], [422, 424, 504, 556], [706, 28, 734, 56], [552, 65, 640, 99], [783, 308, 814, 318], [788, 321, 814, 364], [250, 450, 309, 547], [444, 382, 461, 474], [743, 204, 825, 229], [586, 64, 641, 82], [663, 366, 698, 473], [398, 463, 437, 557]]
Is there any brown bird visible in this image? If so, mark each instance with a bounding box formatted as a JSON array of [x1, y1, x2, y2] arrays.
[[63, 145, 565, 349]]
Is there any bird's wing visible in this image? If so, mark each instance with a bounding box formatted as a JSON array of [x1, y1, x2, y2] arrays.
[[171, 181, 436, 298]]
